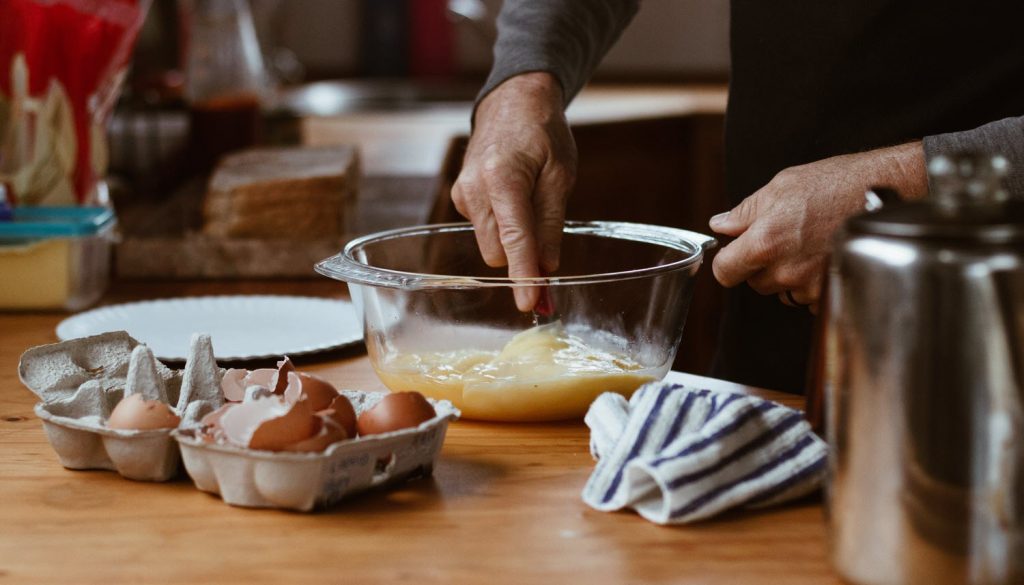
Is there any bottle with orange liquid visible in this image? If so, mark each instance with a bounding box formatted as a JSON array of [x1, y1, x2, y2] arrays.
[[180, 0, 267, 174]]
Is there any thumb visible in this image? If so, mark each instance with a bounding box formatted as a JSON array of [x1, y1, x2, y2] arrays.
[[709, 194, 759, 237]]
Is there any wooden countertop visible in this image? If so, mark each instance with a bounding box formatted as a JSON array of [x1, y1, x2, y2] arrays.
[[0, 280, 839, 585]]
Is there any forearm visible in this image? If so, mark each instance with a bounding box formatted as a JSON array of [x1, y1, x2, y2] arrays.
[[478, 0, 639, 108], [866, 141, 929, 201], [473, 72, 564, 129], [924, 115, 1024, 195]]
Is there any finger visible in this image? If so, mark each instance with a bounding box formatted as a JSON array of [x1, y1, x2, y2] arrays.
[[778, 289, 815, 311], [774, 278, 822, 312], [746, 260, 811, 295], [533, 163, 573, 273], [789, 271, 824, 312], [778, 291, 796, 307], [484, 167, 542, 312], [749, 269, 788, 295], [709, 193, 760, 237], [492, 203, 541, 312], [787, 288, 815, 306], [452, 179, 507, 267], [711, 230, 774, 288], [473, 210, 506, 268]]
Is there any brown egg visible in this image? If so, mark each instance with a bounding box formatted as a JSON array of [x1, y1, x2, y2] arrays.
[[283, 371, 339, 411], [323, 394, 357, 438], [356, 392, 436, 436], [107, 393, 181, 430], [219, 395, 318, 451], [281, 416, 348, 452]]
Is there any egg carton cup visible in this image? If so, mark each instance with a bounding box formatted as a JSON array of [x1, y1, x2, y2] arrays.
[[19, 331, 223, 481], [173, 391, 460, 512]]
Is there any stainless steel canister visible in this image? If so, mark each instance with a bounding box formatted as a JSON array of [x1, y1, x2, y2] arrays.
[[826, 153, 1024, 585]]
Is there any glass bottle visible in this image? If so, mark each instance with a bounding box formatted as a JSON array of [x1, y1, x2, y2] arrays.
[[180, 0, 268, 173]]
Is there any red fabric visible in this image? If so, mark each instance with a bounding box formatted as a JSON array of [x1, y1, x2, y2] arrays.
[[408, 0, 454, 78], [0, 0, 146, 202]]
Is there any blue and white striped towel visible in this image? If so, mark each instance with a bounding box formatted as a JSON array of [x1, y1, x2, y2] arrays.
[[582, 382, 828, 524]]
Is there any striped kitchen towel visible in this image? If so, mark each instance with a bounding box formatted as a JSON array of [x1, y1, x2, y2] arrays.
[[582, 382, 828, 524]]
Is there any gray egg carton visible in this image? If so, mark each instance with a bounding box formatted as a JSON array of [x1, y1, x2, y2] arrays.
[[173, 391, 458, 512], [18, 331, 223, 481]]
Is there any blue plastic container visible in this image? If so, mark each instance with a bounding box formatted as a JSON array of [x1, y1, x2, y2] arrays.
[[0, 207, 117, 310]]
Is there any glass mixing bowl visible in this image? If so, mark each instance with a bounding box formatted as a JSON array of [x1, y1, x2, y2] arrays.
[[315, 221, 716, 421]]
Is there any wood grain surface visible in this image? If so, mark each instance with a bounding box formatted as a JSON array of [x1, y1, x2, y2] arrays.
[[0, 280, 841, 585]]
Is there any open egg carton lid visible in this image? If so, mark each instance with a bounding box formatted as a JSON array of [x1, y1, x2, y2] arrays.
[[174, 391, 459, 512], [18, 331, 224, 481]]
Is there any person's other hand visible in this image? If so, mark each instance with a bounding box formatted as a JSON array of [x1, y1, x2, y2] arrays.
[[452, 72, 577, 311], [708, 142, 927, 313]]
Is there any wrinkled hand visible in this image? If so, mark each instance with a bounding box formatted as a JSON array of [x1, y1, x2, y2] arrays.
[[452, 72, 577, 311], [709, 142, 927, 313]]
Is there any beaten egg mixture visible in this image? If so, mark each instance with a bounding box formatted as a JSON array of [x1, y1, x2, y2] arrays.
[[373, 323, 656, 421]]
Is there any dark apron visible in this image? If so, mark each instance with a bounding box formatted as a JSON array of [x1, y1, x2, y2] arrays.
[[711, 0, 1024, 393]]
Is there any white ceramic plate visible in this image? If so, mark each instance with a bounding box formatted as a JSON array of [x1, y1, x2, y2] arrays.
[[56, 295, 363, 361]]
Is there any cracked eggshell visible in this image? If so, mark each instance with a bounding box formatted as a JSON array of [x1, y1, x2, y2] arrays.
[[200, 403, 233, 428], [270, 357, 296, 395], [221, 367, 276, 403], [246, 368, 276, 390], [281, 417, 348, 453], [324, 394, 357, 438], [173, 390, 460, 511], [219, 395, 318, 451], [244, 385, 273, 402], [221, 369, 248, 402], [283, 371, 339, 411]]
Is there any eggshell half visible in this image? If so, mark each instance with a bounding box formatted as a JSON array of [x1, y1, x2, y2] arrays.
[[107, 393, 181, 430], [283, 371, 339, 411], [221, 369, 248, 402], [249, 400, 317, 450], [219, 395, 318, 451], [200, 403, 233, 429], [281, 416, 348, 452], [269, 357, 296, 395], [244, 385, 273, 402], [323, 394, 357, 438], [245, 368, 276, 389]]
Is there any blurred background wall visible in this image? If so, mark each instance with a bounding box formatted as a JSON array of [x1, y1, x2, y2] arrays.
[[249, 0, 730, 81]]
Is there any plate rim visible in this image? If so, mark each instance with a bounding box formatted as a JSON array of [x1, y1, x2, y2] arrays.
[[55, 294, 364, 361]]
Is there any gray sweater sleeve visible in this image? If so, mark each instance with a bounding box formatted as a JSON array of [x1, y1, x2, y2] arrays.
[[477, 0, 640, 107], [923, 116, 1024, 196]]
